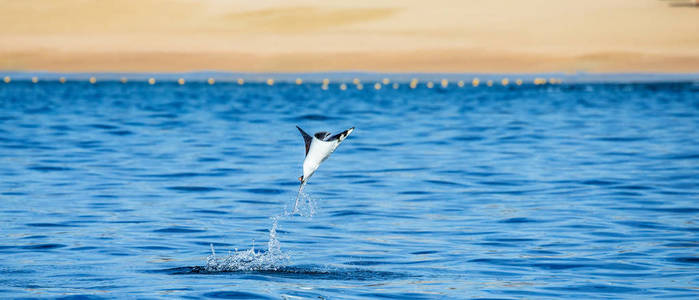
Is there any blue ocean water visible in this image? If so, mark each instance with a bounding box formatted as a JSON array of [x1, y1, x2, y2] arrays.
[[0, 79, 697, 299]]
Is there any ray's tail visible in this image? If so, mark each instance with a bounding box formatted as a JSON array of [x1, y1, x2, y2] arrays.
[[292, 182, 306, 214]]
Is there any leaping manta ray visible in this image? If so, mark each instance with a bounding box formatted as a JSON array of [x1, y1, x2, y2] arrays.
[[294, 125, 355, 213]]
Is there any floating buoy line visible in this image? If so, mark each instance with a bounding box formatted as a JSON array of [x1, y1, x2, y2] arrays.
[[0, 75, 564, 89]]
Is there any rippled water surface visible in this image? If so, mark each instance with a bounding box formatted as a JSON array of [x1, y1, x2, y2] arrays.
[[1, 80, 698, 299]]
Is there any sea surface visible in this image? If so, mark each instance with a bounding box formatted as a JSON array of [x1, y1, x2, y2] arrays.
[[0, 79, 698, 299]]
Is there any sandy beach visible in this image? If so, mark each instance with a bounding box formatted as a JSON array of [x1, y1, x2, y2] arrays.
[[1, 0, 697, 73]]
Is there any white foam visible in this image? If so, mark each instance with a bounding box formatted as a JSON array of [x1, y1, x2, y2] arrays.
[[205, 216, 288, 272]]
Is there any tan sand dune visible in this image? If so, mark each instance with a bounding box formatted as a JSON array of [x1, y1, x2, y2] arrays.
[[0, 0, 697, 72]]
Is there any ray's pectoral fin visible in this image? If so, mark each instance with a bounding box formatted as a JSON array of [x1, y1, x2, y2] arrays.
[[296, 126, 313, 157], [326, 127, 355, 142]]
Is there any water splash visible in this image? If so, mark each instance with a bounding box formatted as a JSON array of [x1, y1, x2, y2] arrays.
[[205, 216, 288, 272], [205, 185, 318, 271], [289, 189, 317, 217]]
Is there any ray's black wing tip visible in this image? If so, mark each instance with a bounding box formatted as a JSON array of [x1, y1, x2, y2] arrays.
[[297, 126, 313, 156], [296, 125, 309, 136]]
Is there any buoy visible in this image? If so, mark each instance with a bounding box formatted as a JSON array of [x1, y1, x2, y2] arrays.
[[31, 77, 38, 84], [353, 78, 360, 85], [486, 80, 493, 87], [3, 76, 10, 83], [501, 78, 509, 86], [322, 78, 329, 85], [410, 78, 418, 89], [441, 79, 448, 88], [515, 79, 523, 86], [178, 78, 185, 85], [148, 78, 156, 85], [89, 77, 96, 84], [321, 84, 328, 90], [59, 77, 66, 84], [392, 83, 399, 89], [426, 82, 434, 88], [266, 78, 274, 86], [458, 81, 465, 87], [295, 78, 303, 85], [374, 83, 382, 90], [237, 78, 244, 85], [340, 83, 347, 90], [382, 78, 390, 85], [472, 78, 480, 87], [208, 78, 215, 85], [356, 83, 363, 90], [120, 77, 127, 84]]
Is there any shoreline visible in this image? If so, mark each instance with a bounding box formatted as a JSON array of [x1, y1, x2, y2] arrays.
[[2, 49, 698, 74]]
